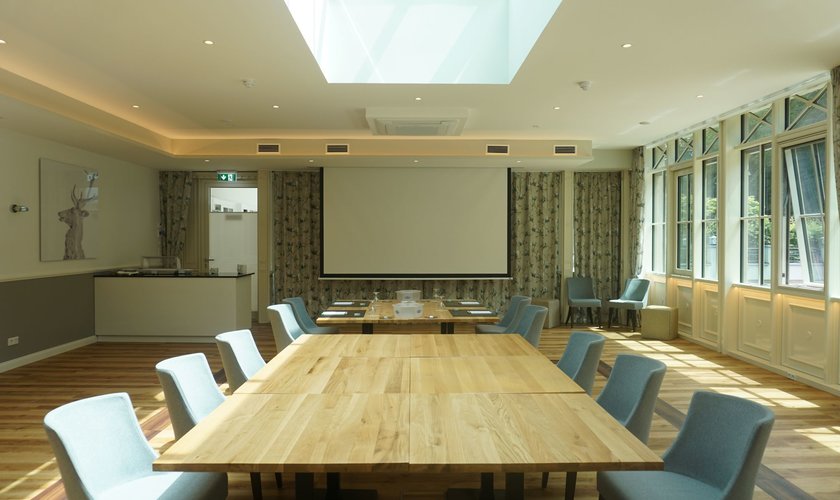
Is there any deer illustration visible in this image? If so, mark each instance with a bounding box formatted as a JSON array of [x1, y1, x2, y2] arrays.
[[58, 171, 98, 260]]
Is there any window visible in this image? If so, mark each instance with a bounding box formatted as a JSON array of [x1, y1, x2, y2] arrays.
[[741, 105, 773, 143], [781, 139, 826, 287], [785, 85, 827, 131], [701, 158, 718, 279], [740, 144, 772, 286], [651, 170, 666, 273], [702, 126, 719, 155], [675, 134, 694, 163], [652, 143, 669, 170], [675, 170, 693, 272]]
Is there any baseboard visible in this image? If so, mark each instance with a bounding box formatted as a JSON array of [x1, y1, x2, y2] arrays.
[[0, 336, 97, 374], [96, 335, 216, 343]]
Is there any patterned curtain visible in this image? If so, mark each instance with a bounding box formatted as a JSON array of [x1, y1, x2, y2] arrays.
[[159, 171, 193, 258], [573, 172, 622, 302], [627, 147, 646, 278], [832, 67, 840, 219], [272, 170, 563, 316]]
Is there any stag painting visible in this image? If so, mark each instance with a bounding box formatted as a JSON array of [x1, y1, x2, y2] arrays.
[[58, 172, 98, 259]]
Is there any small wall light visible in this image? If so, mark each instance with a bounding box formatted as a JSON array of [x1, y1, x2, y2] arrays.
[[10, 204, 29, 213]]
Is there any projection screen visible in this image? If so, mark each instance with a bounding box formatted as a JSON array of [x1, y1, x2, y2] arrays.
[[321, 167, 511, 279]]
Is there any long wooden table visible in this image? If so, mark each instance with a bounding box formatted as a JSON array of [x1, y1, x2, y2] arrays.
[[315, 299, 500, 334], [154, 334, 662, 499]]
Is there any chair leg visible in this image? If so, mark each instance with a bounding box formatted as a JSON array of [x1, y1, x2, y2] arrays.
[[587, 307, 594, 325], [565, 308, 573, 327], [542, 471, 549, 489], [607, 308, 613, 328], [564, 471, 577, 500], [274, 472, 283, 489]]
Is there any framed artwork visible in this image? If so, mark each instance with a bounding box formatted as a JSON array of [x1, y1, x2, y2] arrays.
[[40, 158, 100, 261]]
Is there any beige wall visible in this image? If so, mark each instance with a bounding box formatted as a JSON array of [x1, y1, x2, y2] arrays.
[[0, 128, 160, 281]]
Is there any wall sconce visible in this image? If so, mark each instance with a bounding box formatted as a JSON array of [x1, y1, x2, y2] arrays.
[[10, 204, 30, 213]]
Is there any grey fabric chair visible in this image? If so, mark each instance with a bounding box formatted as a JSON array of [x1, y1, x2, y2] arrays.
[[598, 391, 775, 500], [282, 296, 339, 334], [607, 278, 651, 331], [44, 392, 227, 500], [556, 331, 605, 395], [215, 329, 266, 393], [475, 295, 531, 333], [267, 303, 305, 352], [544, 354, 668, 493], [509, 304, 547, 347], [566, 276, 603, 327]]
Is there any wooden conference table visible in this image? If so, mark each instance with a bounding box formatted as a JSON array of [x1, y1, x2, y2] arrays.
[[316, 299, 500, 333], [154, 334, 662, 499]]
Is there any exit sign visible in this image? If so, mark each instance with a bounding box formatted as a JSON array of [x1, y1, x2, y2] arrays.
[[217, 172, 237, 182]]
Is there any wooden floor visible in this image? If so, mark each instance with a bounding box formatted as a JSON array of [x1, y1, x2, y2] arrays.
[[1, 322, 838, 499]]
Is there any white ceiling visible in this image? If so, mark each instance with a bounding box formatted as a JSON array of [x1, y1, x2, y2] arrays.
[[1, 0, 840, 170]]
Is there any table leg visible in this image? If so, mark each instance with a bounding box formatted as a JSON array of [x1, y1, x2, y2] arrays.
[[295, 472, 314, 500], [250, 472, 262, 499], [440, 322, 455, 334], [505, 472, 524, 500], [326, 472, 341, 499], [479, 472, 494, 500], [362, 323, 373, 334], [564, 471, 577, 500]]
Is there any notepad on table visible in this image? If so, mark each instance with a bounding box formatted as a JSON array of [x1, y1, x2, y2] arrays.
[[333, 301, 353, 306], [460, 301, 481, 305], [322, 311, 348, 316], [468, 310, 492, 315]]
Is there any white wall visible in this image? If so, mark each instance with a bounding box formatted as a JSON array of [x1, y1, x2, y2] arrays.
[[0, 129, 159, 281]]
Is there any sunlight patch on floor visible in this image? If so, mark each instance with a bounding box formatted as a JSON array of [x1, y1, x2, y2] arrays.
[[712, 387, 819, 408], [795, 426, 840, 454], [0, 458, 57, 496]]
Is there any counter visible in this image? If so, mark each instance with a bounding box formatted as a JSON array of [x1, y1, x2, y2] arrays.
[[94, 272, 252, 341]]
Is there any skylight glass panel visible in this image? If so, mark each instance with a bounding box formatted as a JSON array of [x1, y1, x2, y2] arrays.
[[284, 0, 562, 84]]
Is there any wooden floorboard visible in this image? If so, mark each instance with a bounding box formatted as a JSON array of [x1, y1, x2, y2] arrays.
[[1, 322, 837, 499]]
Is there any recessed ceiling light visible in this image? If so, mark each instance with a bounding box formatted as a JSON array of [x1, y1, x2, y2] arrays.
[[621, 43, 632, 48], [516, 160, 522, 163], [414, 97, 422, 101], [553, 106, 560, 110], [413, 160, 420, 163], [204, 159, 211, 163], [0, 39, 6, 45], [203, 40, 214, 45], [272, 105, 280, 109], [131, 104, 140, 109], [308, 159, 314, 163], [696, 94, 704, 99]]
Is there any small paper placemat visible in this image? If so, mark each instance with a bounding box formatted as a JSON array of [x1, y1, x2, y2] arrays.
[[444, 300, 483, 308], [449, 309, 495, 317], [321, 310, 366, 318]]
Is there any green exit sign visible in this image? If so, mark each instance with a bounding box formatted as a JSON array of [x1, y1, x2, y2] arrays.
[[217, 172, 237, 182]]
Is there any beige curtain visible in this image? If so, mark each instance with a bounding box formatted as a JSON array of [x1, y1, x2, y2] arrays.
[[159, 171, 193, 259], [573, 172, 622, 301], [832, 67, 840, 219], [272, 170, 563, 315], [627, 147, 646, 278]]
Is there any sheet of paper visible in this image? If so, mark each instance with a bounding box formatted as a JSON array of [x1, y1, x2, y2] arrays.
[[468, 310, 492, 315], [460, 301, 481, 305], [333, 301, 353, 306], [321, 311, 348, 316]]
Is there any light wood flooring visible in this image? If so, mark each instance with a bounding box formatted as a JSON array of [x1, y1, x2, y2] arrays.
[[1, 323, 838, 499]]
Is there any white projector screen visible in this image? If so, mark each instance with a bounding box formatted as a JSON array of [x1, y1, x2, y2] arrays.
[[321, 167, 511, 278]]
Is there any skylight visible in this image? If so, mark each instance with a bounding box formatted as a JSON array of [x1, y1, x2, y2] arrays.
[[284, 0, 562, 84]]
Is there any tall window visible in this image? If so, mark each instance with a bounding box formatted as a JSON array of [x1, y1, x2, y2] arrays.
[[675, 170, 693, 272], [651, 171, 666, 273], [701, 158, 718, 279], [785, 85, 827, 131], [740, 144, 772, 286], [781, 139, 826, 287]]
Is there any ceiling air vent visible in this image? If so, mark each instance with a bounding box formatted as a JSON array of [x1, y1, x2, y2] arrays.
[[486, 144, 509, 155], [326, 144, 350, 154], [256, 143, 281, 154], [554, 145, 577, 155]]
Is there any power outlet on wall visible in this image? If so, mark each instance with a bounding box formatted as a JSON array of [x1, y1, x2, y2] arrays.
[[7, 336, 19, 346]]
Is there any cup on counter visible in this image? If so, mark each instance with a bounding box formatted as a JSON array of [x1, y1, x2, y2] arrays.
[[209, 267, 219, 276], [237, 264, 247, 274]]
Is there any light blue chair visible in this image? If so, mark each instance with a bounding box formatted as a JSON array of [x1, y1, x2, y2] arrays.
[[597, 354, 667, 443], [607, 278, 651, 331], [155, 353, 225, 440], [44, 392, 227, 500], [598, 390, 774, 500], [510, 305, 547, 348], [283, 296, 339, 334], [566, 276, 603, 327], [215, 329, 266, 393], [556, 331, 606, 394], [267, 303, 304, 353], [475, 295, 531, 333]]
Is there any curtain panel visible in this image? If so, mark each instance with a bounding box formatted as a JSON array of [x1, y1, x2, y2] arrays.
[[573, 171, 622, 303], [158, 171, 193, 259], [627, 147, 646, 278], [832, 67, 840, 219], [272, 170, 563, 316]]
